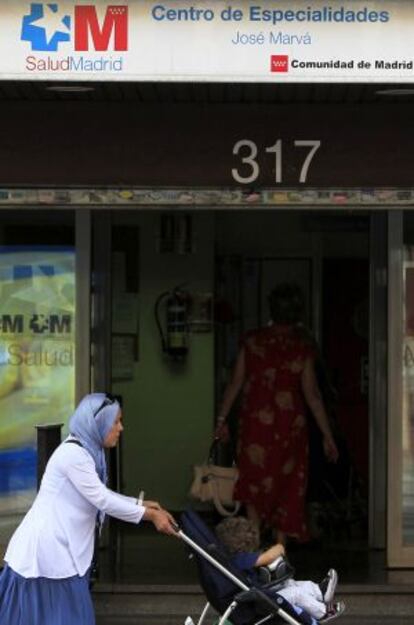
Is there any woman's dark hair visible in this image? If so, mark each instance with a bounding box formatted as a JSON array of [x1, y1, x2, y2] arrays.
[[268, 283, 305, 325]]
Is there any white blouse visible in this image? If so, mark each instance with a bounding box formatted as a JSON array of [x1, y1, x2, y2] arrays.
[[5, 439, 145, 579]]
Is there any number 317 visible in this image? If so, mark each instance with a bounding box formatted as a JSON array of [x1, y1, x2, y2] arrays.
[[231, 139, 321, 184]]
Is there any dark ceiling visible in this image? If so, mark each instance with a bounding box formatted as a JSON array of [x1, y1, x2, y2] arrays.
[[0, 80, 412, 103]]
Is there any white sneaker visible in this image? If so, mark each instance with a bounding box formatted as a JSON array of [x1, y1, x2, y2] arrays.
[[319, 568, 338, 604]]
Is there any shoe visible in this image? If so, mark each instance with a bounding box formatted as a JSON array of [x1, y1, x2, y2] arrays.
[[319, 568, 338, 604], [319, 600, 345, 623]]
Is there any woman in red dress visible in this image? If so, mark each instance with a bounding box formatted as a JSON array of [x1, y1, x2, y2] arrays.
[[216, 284, 338, 545]]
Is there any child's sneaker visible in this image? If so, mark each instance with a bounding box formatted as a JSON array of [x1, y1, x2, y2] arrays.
[[319, 568, 338, 603], [319, 600, 345, 623]]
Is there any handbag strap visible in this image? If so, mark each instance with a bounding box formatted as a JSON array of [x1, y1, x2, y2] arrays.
[[207, 438, 220, 463], [213, 492, 241, 517], [65, 438, 100, 531], [207, 439, 240, 516], [210, 478, 241, 517], [208, 438, 237, 467], [65, 439, 84, 448]]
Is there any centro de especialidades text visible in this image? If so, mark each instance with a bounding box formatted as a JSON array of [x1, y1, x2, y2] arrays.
[[151, 5, 390, 24]]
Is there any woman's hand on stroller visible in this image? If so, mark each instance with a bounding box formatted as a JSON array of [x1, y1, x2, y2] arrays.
[[144, 507, 178, 536], [142, 500, 162, 510]]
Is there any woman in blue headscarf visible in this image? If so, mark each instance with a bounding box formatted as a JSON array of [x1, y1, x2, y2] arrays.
[[0, 393, 176, 625]]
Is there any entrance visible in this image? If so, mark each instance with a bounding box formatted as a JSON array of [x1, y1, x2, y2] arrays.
[[214, 211, 379, 552], [88, 208, 387, 582]]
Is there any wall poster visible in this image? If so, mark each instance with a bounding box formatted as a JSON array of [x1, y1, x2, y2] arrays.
[[0, 246, 75, 516]]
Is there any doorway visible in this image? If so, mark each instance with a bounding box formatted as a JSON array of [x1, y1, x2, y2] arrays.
[[214, 210, 384, 555], [90, 208, 388, 582]]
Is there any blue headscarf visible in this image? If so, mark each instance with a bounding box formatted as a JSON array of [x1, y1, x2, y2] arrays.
[[69, 393, 120, 485]]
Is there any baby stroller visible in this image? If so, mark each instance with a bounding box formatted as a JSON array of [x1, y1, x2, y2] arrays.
[[179, 510, 342, 625]]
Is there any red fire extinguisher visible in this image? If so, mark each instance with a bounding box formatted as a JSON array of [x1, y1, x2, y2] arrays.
[[155, 286, 191, 360]]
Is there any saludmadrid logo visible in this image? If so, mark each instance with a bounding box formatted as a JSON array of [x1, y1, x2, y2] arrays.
[[21, 3, 128, 73]]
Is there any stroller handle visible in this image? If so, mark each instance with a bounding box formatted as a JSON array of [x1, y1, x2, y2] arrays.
[[178, 528, 303, 625]]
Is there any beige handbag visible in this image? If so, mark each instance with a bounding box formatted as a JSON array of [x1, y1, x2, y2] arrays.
[[190, 440, 241, 517]]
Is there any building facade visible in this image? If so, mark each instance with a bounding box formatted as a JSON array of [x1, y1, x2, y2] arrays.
[[0, 0, 414, 569]]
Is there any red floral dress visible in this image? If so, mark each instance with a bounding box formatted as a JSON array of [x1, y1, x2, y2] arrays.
[[233, 325, 314, 541]]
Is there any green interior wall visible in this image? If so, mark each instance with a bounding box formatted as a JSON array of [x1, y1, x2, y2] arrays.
[[113, 212, 214, 509]]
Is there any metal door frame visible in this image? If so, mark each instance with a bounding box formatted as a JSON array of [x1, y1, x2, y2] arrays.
[[369, 212, 388, 549], [75, 209, 92, 402], [387, 210, 414, 566]]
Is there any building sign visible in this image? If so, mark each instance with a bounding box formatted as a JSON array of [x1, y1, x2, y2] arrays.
[[0, 247, 75, 514], [1, 0, 414, 81]]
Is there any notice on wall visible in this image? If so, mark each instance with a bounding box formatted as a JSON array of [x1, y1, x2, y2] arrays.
[[2, 0, 414, 82], [0, 247, 75, 512], [112, 334, 136, 380]]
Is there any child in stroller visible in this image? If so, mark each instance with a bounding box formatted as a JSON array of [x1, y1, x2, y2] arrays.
[[216, 518, 343, 623], [179, 510, 345, 625]]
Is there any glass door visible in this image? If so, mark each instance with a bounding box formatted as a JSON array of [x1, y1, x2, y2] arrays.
[[388, 210, 414, 566]]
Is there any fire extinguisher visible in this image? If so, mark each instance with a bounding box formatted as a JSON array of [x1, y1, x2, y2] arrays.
[[155, 286, 190, 360]]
